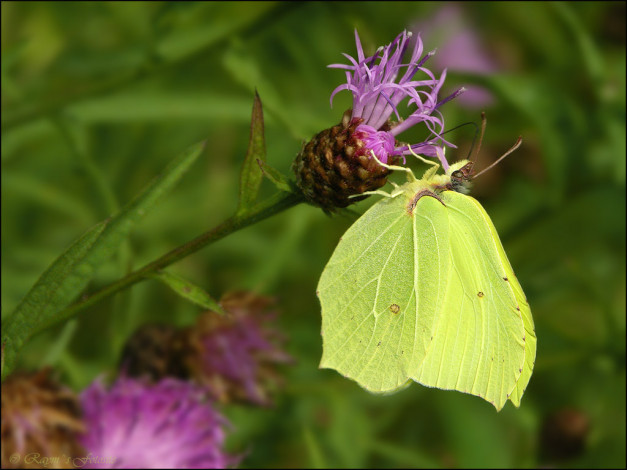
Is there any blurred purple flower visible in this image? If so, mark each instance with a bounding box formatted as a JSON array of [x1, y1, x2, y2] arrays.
[[329, 29, 464, 170], [79, 377, 236, 469], [413, 4, 499, 108], [1, 369, 85, 469], [188, 292, 293, 406]]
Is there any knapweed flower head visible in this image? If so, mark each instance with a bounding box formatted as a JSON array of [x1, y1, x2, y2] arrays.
[[293, 29, 463, 210], [79, 376, 236, 469], [1, 369, 85, 469], [330, 29, 463, 166], [119, 323, 190, 382], [186, 292, 293, 406]]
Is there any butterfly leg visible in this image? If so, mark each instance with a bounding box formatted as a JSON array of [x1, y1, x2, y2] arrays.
[[406, 146, 440, 168], [369, 151, 417, 182], [349, 189, 401, 199]]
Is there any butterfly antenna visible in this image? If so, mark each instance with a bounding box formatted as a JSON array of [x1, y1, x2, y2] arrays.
[[469, 112, 487, 163], [474, 136, 523, 179], [438, 121, 479, 160], [441, 121, 479, 137]]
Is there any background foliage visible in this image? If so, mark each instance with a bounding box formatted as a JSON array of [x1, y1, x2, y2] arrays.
[[2, 1, 625, 468]]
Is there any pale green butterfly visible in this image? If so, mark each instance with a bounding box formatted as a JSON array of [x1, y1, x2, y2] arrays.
[[317, 122, 536, 411]]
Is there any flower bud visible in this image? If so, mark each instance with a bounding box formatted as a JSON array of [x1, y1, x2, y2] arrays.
[[119, 324, 190, 382]]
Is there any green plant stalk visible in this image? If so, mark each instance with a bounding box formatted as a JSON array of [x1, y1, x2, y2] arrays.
[[38, 191, 304, 332]]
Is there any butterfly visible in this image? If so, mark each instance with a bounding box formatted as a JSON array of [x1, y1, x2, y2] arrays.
[[317, 116, 536, 410]]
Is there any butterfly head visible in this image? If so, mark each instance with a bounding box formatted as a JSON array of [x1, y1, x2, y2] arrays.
[[446, 159, 474, 194], [447, 160, 474, 194]]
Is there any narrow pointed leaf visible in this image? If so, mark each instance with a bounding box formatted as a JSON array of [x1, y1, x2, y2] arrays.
[[257, 158, 292, 193], [237, 91, 266, 215], [1, 141, 205, 381], [151, 271, 225, 314]]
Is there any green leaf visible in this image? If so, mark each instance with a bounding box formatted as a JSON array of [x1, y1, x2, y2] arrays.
[[1, 141, 205, 381], [1, 172, 94, 223], [69, 92, 255, 123], [150, 270, 225, 314], [155, 2, 278, 62], [303, 426, 328, 469], [236, 91, 266, 215], [318, 162, 536, 411], [257, 158, 292, 193]]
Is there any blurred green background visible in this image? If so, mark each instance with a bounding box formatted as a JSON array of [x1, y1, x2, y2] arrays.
[[2, 1, 625, 468]]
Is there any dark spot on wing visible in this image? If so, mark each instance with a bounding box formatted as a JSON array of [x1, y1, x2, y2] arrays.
[[477, 291, 484, 298], [503, 277, 509, 281], [377, 341, 381, 347], [390, 303, 400, 314], [406, 189, 445, 215]]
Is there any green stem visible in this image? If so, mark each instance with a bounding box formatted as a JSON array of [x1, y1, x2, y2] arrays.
[[43, 191, 304, 329]]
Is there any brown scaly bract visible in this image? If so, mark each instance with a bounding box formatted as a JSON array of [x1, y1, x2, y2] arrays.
[[293, 111, 390, 210]]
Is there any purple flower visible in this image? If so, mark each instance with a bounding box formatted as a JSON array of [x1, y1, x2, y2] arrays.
[[329, 30, 464, 170], [79, 377, 236, 469], [412, 4, 498, 108], [292, 29, 465, 209], [188, 292, 293, 406]]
